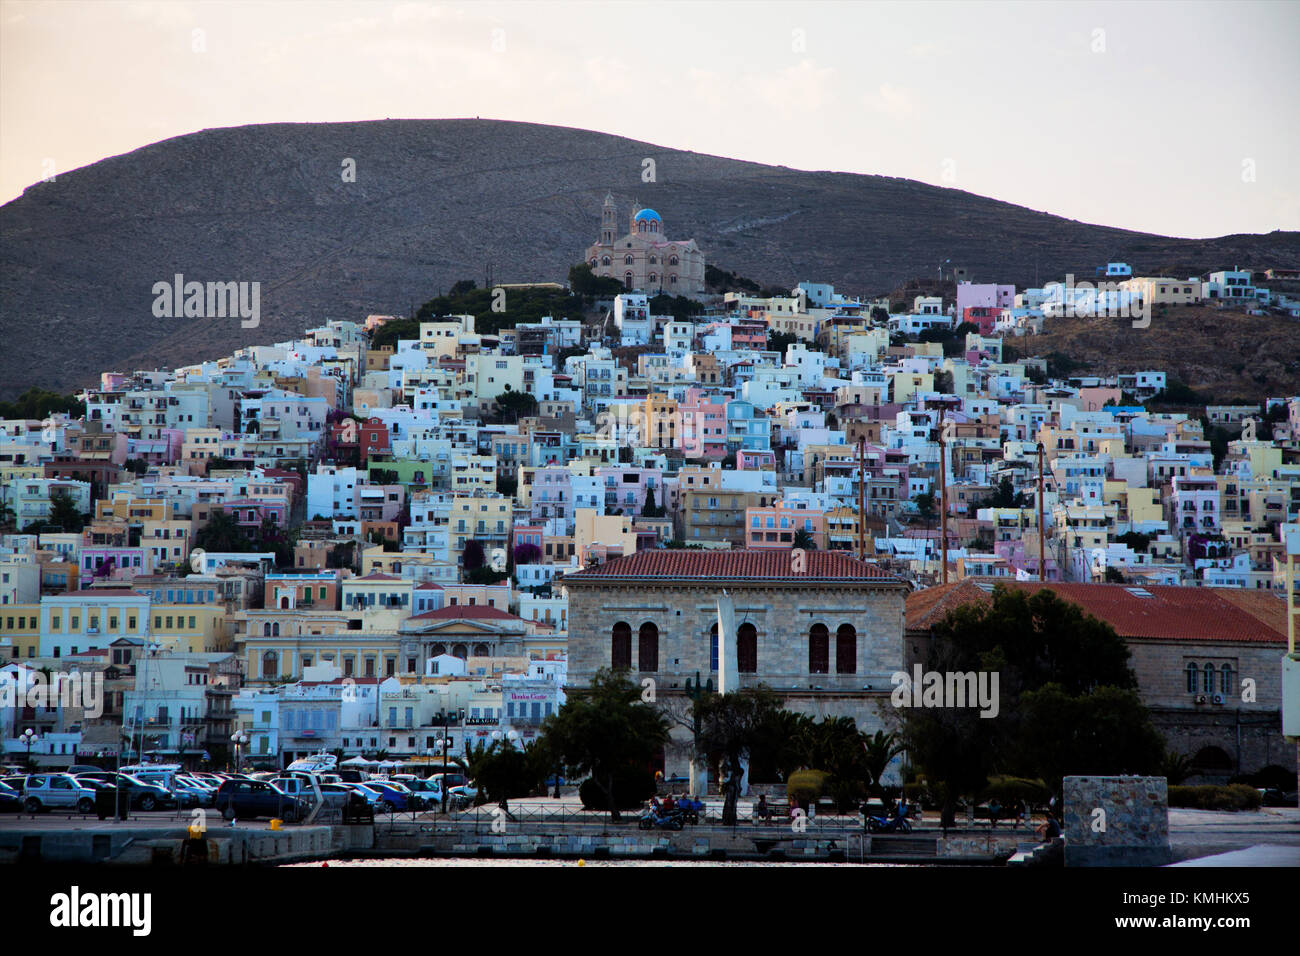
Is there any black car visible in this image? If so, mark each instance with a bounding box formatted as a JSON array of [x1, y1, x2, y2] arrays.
[[213, 779, 306, 822], [75, 772, 176, 811]]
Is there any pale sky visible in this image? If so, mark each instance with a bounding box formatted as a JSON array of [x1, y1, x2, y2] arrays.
[[2, 0, 1297, 237]]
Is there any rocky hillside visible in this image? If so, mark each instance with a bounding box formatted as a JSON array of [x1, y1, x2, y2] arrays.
[[2, 119, 1297, 397]]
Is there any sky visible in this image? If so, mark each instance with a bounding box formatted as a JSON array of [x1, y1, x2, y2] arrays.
[[2, 0, 1297, 238]]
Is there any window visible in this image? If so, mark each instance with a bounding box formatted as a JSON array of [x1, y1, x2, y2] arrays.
[[261, 651, 278, 679], [1202, 663, 1214, 693], [611, 622, 632, 669], [808, 624, 829, 674], [1219, 664, 1232, 695], [638, 622, 659, 672], [738, 623, 757, 673], [835, 624, 857, 674]]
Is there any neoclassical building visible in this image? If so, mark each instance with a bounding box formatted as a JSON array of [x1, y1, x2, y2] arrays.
[[562, 549, 907, 777], [585, 195, 707, 295]]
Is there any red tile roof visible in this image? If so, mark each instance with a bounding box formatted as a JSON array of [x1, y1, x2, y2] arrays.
[[563, 549, 903, 584], [410, 604, 524, 622], [906, 580, 1287, 644]]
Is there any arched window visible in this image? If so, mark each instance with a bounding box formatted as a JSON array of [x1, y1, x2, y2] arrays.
[[1220, 664, 1233, 694], [272, 622, 280, 637], [809, 624, 829, 674], [649, 255, 657, 265], [669, 255, 679, 266], [625, 254, 635, 265], [1202, 662, 1215, 692], [601, 256, 611, 266], [648, 273, 657, 283], [738, 623, 757, 673], [261, 651, 278, 679], [473, 643, 490, 657], [625, 272, 634, 290], [669, 274, 677, 285], [835, 624, 857, 674], [612, 622, 632, 669], [452, 644, 468, 660], [589, 258, 598, 267], [638, 622, 659, 673], [709, 622, 719, 671], [263, 622, 271, 636], [1186, 663, 1198, 693], [430, 643, 447, 657]]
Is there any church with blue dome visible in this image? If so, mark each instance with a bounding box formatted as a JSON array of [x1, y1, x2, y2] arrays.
[[585, 194, 706, 295]]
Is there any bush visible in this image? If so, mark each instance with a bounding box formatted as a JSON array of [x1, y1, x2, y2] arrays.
[[1168, 784, 1262, 811], [577, 766, 657, 811], [787, 769, 828, 808]]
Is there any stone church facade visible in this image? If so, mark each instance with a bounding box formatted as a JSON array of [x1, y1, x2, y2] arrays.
[[585, 195, 706, 295], [562, 549, 908, 778]]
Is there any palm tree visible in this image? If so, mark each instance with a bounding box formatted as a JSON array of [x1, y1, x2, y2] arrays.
[[792, 528, 816, 551], [862, 730, 906, 795], [1160, 751, 1195, 786]]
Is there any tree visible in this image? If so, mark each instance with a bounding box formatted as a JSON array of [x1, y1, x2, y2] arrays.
[[694, 686, 786, 825], [792, 528, 816, 551], [862, 730, 906, 795], [900, 586, 1157, 827], [539, 669, 669, 820], [512, 542, 542, 566], [47, 491, 87, 533], [640, 486, 661, 518], [913, 490, 936, 524], [490, 388, 537, 424], [767, 330, 799, 357], [462, 539, 486, 571], [463, 738, 538, 812]]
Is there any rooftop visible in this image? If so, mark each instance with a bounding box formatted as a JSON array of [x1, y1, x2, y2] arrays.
[[564, 548, 903, 584]]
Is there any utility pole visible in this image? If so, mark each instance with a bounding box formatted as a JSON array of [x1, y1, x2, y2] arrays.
[[939, 421, 948, 585], [1037, 441, 1047, 582], [857, 437, 866, 560]]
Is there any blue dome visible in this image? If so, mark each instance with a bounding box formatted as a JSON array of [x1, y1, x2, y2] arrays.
[[634, 208, 661, 221]]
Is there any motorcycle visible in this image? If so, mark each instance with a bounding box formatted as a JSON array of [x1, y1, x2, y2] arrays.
[[865, 803, 913, 834], [638, 802, 686, 831]]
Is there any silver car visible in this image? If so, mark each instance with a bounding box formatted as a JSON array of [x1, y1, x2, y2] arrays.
[[22, 773, 96, 814]]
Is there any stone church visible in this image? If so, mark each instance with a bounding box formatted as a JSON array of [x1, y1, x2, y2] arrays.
[[585, 195, 707, 295]]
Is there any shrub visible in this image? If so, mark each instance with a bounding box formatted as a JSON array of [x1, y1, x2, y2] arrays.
[[577, 766, 657, 811], [787, 769, 828, 808], [1168, 784, 1262, 811]]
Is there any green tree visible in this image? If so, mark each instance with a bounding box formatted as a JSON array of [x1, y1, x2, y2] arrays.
[[792, 528, 816, 551], [901, 585, 1154, 827], [913, 490, 936, 524], [640, 486, 661, 518], [539, 669, 669, 820], [490, 387, 538, 423], [47, 490, 87, 533], [862, 730, 906, 795], [694, 686, 786, 824]]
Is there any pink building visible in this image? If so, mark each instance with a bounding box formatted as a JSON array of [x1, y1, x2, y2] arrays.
[[678, 388, 728, 459], [745, 502, 827, 550], [956, 283, 1015, 324]]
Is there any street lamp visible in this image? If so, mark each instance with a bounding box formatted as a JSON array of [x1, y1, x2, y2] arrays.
[[230, 731, 249, 771], [19, 728, 39, 768]]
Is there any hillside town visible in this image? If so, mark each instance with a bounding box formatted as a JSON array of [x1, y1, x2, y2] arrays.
[[2, 202, 1298, 798]]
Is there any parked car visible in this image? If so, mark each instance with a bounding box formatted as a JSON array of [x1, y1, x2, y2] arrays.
[[365, 780, 416, 812], [21, 773, 97, 814], [213, 779, 306, 822], [74, 772, 177, 811], [0, 780, 22, 812]]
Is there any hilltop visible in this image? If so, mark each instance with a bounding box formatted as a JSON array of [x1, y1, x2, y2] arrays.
[[2, 118, 1298, 397]]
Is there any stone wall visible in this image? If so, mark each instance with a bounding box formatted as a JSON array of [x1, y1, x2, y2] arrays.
[[1063, 775, 1171, 867]]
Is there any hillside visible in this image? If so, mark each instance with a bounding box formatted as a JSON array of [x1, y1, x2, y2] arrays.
[[1021, 307, 1300, 399], [2, 118, 1298, 398]]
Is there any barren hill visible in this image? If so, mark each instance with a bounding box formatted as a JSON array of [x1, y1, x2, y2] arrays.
[[2, 118, 1297, 398]]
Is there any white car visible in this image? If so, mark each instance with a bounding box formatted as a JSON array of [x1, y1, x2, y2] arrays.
[[21, 773, 97, 814]]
